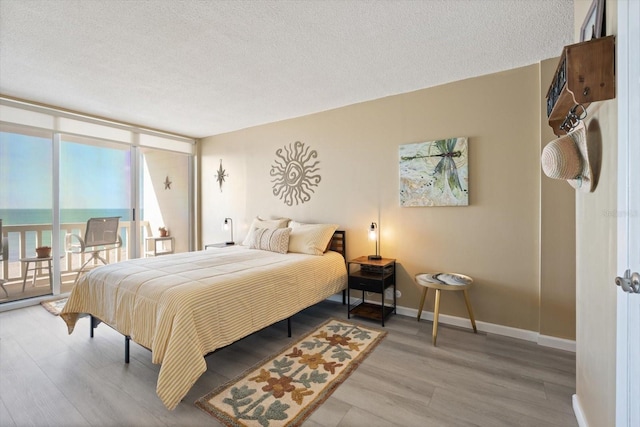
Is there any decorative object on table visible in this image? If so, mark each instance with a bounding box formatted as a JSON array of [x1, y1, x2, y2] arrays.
[[399, 137, 468, 207], [414, 272, 477, 346], [195, 318, 386, 427], [41, 297, 68, 316], [541, 122, 599, 193], [158, 226, 169, 237], [164, 175, 172, 190], [222, 217, 235, 245], [580, 0, 605, 42], [215, 159, 228, 192], [367, 222, 381, 260], [35, 246, 51, 258], [270, 141, 321, 206]]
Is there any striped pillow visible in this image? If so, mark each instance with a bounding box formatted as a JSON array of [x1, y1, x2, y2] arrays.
[[249, 227, 291, 254], [241, 216, 290, 246]]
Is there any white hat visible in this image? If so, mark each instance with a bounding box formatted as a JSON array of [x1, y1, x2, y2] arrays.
[[541, 123, 595, 192]]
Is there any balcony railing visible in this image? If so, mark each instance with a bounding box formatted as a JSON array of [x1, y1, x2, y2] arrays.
[[0, 220, 150, 301]]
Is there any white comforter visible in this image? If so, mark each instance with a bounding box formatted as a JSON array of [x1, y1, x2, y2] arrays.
[[61, 246, 347, 409]]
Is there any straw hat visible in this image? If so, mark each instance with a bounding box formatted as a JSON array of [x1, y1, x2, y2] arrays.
[[541, 123, 595, 192]]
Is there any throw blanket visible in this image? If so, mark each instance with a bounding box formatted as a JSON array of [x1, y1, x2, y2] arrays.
[[60, 247, 347, 409]]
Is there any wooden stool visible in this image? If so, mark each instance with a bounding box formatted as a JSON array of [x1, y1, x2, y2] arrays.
[[415, 272, 477, 346]]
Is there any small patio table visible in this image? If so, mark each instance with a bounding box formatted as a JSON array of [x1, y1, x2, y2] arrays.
[[19, 256, 54, 292]]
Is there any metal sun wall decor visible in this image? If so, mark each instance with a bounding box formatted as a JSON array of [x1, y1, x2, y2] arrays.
[[270, 141, 321, 206], [215, 159, 228, 192], [399, 137, 469, 206]]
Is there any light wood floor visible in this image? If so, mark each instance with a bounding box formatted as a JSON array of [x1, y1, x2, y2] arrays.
[[0, 300, 577, 426]]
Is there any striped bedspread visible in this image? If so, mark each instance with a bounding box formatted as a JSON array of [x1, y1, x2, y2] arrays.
[[60, 246, 347, 410]]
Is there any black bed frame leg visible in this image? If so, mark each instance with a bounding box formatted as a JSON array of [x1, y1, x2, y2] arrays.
[[342, 289, 346, 305], [287, 317, 292, 337], [90, 315, 97, 338], [88, 315, 129, 364]]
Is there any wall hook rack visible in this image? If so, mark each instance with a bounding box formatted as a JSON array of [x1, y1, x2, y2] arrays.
[[546, 35, 615, 136], [560, 103, 588, 133]]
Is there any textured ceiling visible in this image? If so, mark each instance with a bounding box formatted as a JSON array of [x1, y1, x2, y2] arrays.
[[0, 0, 573, 138]]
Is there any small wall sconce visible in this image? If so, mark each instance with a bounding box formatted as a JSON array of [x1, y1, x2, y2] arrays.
[[368, 222, 381, 260], [222, 218, 235, 245]]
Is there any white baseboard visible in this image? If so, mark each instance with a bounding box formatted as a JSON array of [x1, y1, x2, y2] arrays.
[[572, 394, 588, 427], [538, 334, 576, 352], [327, 294, 576, 352]]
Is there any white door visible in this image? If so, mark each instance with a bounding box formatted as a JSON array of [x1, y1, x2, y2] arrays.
[[616, 1, 640, 426]]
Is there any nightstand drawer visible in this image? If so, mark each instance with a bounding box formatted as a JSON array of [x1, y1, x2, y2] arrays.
[[348, 275, 384, 292]]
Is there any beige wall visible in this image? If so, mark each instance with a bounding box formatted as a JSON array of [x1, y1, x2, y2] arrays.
[[142, 149, 191, 254], [199, 62, 576, 340], [540, 58, 577, 340], [574, 0, 619, 425]]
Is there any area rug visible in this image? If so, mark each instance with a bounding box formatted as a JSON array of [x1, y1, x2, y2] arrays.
[[40, 297, 68, 316], [196, 318, 386, 427]]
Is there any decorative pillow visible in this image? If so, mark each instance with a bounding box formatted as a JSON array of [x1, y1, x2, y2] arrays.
[[288, 223, 339, 256], [249, 227, 291, 254], [241, 216, 290, 245]]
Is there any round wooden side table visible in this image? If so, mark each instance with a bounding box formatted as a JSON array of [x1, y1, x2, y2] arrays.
[[415, 272, 477, 346]]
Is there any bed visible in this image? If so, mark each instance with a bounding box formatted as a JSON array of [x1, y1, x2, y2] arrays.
[[60, 228, 347, 410]]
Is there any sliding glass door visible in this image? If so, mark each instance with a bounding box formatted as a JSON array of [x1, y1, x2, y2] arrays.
[[59, 135, 133, 291], [0, 101, 194, 307], [0, 127, 55, 303]]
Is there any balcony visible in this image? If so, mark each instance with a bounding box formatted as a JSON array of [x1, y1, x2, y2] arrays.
[[0, 220, 150, 304]]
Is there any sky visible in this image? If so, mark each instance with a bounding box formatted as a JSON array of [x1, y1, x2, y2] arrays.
[[0, 132, 130, 210]]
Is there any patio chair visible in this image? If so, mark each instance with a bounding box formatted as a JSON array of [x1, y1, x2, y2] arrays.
[[66, 217, 122, 285]]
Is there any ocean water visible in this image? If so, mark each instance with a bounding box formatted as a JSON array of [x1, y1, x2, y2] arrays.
[[1, 209, 130, 261]]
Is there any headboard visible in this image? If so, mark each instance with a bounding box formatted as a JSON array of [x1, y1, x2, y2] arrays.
[[328, 230, 346, 259]]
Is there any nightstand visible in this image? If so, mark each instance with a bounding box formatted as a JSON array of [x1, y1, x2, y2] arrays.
[[204, 242, 235, 249], [347, 256, 396, 326]]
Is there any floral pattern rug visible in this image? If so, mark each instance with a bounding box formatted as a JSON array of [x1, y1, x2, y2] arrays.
[[196, 318, 386, 426]]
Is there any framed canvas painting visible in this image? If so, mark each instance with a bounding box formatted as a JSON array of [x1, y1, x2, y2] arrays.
[[580, 0, 605, 42], [399, 137, 469, 206]]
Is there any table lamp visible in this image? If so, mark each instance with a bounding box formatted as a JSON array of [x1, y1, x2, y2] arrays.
[[368, 222, 381, 260], [223, 218, 235, 245]]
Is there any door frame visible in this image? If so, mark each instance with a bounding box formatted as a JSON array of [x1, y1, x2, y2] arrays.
[[616, 0, 640, 425]]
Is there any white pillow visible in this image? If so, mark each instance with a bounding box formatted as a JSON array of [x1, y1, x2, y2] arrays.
[[249, 227, 291, 254], [289, 220, 307, 228], [288, 223, 339, 256], [241, 216, 290, 245]]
